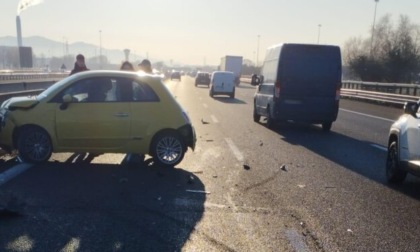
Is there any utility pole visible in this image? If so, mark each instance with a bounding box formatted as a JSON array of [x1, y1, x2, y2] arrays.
[[370, 0, 379, 57]]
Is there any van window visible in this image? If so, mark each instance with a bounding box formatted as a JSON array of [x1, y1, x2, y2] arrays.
[[261, 59, 278, 83], [281, 46, 341, 83]]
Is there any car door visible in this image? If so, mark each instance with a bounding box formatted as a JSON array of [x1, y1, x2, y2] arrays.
[[127, 79, 161, 153], [54, 77, 131, 150], [406, 109, 420, 160], [255, 84, 273, 116]]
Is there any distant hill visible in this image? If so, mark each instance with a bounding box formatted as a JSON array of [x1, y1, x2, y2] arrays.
[[0, 36, 143, 64]]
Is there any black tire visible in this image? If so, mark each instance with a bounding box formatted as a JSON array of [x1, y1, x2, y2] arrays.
[[230, 92, 235, 99], [322, 122, 332, 131], [253, 105, 260, 122], [266, 106, 275, 129], [386, 141, 407, 184], [209, 88, 214, 97], [151, 132, 185, 168], [17, 126, 52, 163]]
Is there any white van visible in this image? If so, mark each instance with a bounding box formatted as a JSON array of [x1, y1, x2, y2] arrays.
[[209, 71, 235, 98]]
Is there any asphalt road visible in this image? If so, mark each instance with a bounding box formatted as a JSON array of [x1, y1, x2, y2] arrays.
[[1, 76, 419, 252]]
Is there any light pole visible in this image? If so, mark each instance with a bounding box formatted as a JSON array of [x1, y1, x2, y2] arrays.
[[256, 35, 260, 67], [317, 24, 322, 44], [370, 0, 379, 57], [99, 30, 102, 69]]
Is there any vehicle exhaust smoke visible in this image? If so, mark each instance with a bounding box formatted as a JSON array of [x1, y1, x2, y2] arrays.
[[17, 0, 44, 15]]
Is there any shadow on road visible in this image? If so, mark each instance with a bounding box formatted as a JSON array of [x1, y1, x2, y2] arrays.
[[213, 96, 247, 104], [0, 159, 205, 251], [265, 121, 420, 200]]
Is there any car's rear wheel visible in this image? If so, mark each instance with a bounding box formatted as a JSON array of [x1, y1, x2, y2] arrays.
[[17, 126, 52, 163], [266, 106, 275, 129], [386, 141, 407, 184], [209, 88, 214, 97], [322, 122, 332, 131], [151, 132, 185, 168]]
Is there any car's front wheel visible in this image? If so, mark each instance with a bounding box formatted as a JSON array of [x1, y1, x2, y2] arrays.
[[386, 141, 407, 184], [17, 126, 52, 163], [151, 132, 185, 168], [253, 104, 260, 122]]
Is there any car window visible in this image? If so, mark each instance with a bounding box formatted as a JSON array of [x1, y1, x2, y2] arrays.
[[132, 81, 159, 102], [51, 77, 122, 103]]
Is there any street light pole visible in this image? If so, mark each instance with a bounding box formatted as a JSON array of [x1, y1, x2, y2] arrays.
[[99, 30, 102, 69], [370, 0, 379, 57], [256, 35, 260, 67], [317, 24, 322, 44]]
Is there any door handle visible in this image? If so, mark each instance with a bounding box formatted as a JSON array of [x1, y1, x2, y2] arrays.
[[114, 113, 129, 118]]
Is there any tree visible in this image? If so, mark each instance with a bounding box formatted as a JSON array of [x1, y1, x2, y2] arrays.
[[343, 14, 420, 83]]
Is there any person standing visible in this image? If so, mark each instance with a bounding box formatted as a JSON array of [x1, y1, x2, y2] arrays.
[[70, 54, 89, 75], [138, 59, 153, 73]]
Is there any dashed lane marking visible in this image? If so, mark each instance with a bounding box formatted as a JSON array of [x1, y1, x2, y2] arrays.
[[211, 115, 219, 123], [0, 162, 33, 186], [340, 109, 394, 122], [225, 138, 244, 162]]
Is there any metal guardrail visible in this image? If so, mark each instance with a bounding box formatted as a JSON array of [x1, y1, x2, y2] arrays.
[[240, 77, 420, 106], [0, 72, 68, 82], [0, 89, 44, 104]]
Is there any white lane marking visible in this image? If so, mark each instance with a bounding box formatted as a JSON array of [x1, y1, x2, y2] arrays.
[[211, 115, 219, 123], [225, 138, 244, 162], [0, 163, 33, 186], [371, 144, 387, 152], [203, 103, 208, 108], [340, 109, 394, 122], [60, 238, 80, 252]]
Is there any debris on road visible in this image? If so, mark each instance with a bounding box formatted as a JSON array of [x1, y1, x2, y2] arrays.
[[347, 229, 353, 233], [186, 190, 211, 194], [243, 164, 251, 170], [0, 207, 21, 218], [259, 141, 263, 146], [205, 139, 214, 142], [201, 118, 210, 124], [213, 175, 218, 178], [280, 164, 287, 171], [157, 197, 162, 201], [192, 171, 203, 174], [297, 184, 306, 188]]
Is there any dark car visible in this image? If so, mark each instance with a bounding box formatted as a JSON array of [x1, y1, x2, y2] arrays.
[[253, 43, 342, 131], [195, 72, 211, 87], [171, 71, 181, 81]]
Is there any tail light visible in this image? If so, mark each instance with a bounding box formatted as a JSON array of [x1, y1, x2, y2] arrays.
[[335, 82, 341, 101], [275, 81, 281, 98]]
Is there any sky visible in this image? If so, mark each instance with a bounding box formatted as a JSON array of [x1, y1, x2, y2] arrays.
[[1, 0, 420, 66]]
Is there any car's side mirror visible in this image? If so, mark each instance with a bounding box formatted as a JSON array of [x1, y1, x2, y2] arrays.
[[60, 94, 73, 110], [403, 102, 418, 117]]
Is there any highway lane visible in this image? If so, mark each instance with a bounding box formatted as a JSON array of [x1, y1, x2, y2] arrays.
[[0, 76, 420, 251]]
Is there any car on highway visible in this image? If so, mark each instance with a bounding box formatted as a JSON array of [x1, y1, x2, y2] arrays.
[[252, 43, 342, 131], [195, 72, 211, 87], [386, 101, 420, 184], [170, 71, 181, 81], [0, 70, 196, 167], [209, 71, 235, 98]]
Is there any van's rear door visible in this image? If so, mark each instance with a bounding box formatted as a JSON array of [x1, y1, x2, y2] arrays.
[[278, 45, 341, 119], [212, 72, 235, 93]]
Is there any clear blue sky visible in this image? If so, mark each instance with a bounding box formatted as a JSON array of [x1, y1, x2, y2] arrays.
[[1, 0, 420, 65]]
